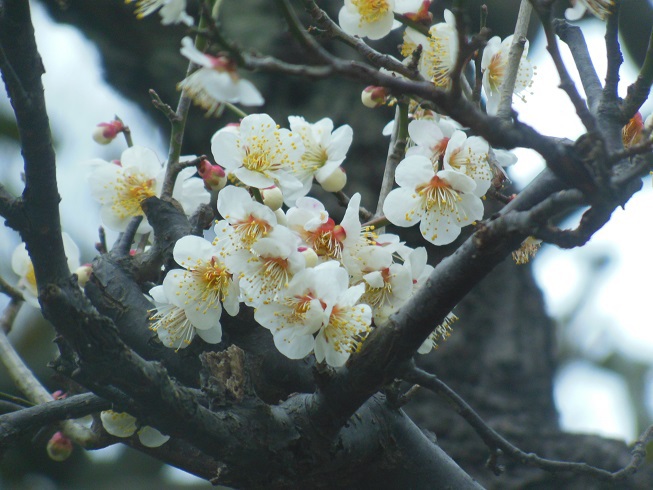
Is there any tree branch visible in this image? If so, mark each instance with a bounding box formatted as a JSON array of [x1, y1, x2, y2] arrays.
[[554, 19, 603, 113], [0, 393, 109, 450], [496, 0, 533, 119], [403, 365, 653, 482]]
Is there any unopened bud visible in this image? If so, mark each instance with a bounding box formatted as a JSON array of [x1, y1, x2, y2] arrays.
[[92, 120, 125, 145], [622, 112, 644, 148], [260, 186, 284, 211], [51, 390, 67, 400], [47, 432, 73, 462], [75, 264, 93, 287], [404, 0, 433, 23], [198, 159, 227, 191], [299, 246, 318, 268], [318, 167, 347, 193], [361, 86, 389, 108]]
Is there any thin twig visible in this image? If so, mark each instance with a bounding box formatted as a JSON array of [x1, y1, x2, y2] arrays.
[[403, 365, 653, 482], [0, 276, 23, 303], [602, 1, 622, 104], [622, 24, 653, 120], [496, 0, 533, 119], [0, 309, 95, 444], [375, 102, 409, 217], [534, 3, 597, 133]]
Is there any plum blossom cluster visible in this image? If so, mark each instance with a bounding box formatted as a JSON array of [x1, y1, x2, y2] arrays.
[[383, 114, 516, 245], [142, 111, 455, 365]]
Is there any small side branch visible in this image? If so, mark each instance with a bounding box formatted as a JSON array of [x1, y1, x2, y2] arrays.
[[0, 393, 109, 447], [403, 365, 653, 482], [554, 20, 602, 113], [534, 2, 597, 133], [602, 2, 622, 103], [375, 102, 408, 217], [496, 0, 533, 119], [622, 25, 653, 119]]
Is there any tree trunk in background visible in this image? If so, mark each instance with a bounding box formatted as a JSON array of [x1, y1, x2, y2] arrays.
[[27, 1, 653, 488]]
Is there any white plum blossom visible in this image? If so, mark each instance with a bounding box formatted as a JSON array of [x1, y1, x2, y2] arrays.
[[406, 117, 458, 165], [254, 261, 343, 359], [178, 37, 264, 116], [417, 312, 458, 354], [481, 35, 534, 115], [11, 233, 80, 307], [126, 0, 193, 26], [565, 0, 614, 21], [442, 130, 491, 197], [339, 0, 424, 40], [339, 0, 396, 40], [314, 282, 372, 367], [215, 185, 278, 249], [288, 116, 353, 195], [383, 156, 484, 245], [100, 410, 170, 448], [170, 234, 240, 331], [226, 226, 305, 307], [286, 193, 362, 262], [401, 10, 458, 88], [211, 114, 305, 204], [357, 246, 413, 326], [87, 146, 208, 232], [149, 276, 224, 349]]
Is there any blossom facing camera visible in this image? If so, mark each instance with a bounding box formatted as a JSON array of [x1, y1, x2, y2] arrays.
[[92, 119, 124, 145], [383, 156, 484, 246]]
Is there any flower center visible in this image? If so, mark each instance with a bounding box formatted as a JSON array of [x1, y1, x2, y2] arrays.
[[111, 172, 156, 219], [323, 306, 370, 354], [487, 52, 507, 92], [306, 218, 346, 259], [193, 257, 232, 306], [233, 214, 272, 245], [418, 175, 461, 212], [243, 146, 273, 173], [362, 268, 392, 308], [352, 0, 391, 24]]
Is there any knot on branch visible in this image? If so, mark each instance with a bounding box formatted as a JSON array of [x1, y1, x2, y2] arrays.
[[200, 346, 253, 408]]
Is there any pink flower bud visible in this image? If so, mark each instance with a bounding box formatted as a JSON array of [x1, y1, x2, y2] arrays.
[[404, 0, 433, 23], [92, 120, 125, 145], [47, 432, 73, 462], [361, 86, 389, 108], [198, 159, 227, 191], [51, 390, 67, 400]]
